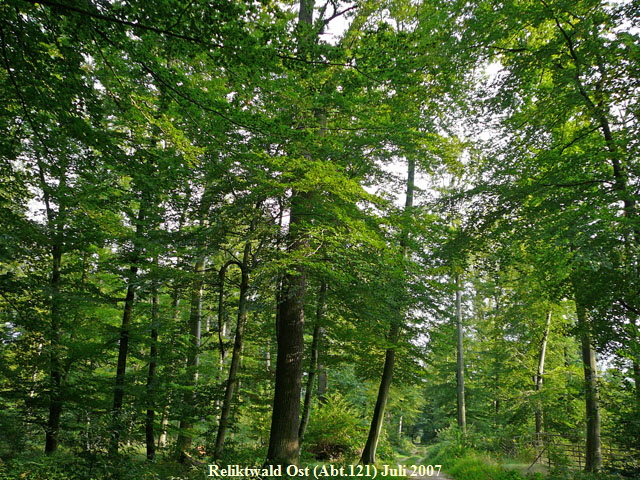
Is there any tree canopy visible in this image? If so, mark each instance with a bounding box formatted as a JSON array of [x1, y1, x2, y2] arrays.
[[1, 0, 639, 479]]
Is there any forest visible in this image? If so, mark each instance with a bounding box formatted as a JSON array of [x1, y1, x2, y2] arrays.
[[1, 0, 639, 479]]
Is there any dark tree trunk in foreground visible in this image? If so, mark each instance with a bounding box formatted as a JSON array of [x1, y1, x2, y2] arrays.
[[109, 206, 145, 457], [265, 0, 315, 465], [176, 256, 206, 460], [42, 169, 67, 454], [299, 281, 327, 446], [267, 276, 306, 465], [535, 310, 552, 441], [214, 244, 251, 459], [109, 263, 139, 456], [266, 211, 307, 466], [361, 158, 414, 465], [575, 298, 602, 473], [45, 240, 63, 453]]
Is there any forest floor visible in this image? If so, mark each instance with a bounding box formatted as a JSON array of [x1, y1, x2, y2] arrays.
[[409, 473, 452, 480]]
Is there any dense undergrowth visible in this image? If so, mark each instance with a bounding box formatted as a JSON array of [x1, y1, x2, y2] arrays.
[[419, 427, 632, 480], [0, 451, 204, 480], [1, 423, 634, 480]]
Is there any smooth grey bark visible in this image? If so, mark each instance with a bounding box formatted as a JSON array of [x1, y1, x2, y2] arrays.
[[218, 264, 229, 366], [535, 310, 552, 440], [176, 256, 206, 461], [455, 276, 466, 433], [634, 347, 640, 406], [214, 244, 251, 459], [158, 288, 180, 449], [145, 277, 160, 461]]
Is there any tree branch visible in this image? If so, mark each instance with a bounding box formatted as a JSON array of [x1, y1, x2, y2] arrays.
[[20, 0, 223, 47]]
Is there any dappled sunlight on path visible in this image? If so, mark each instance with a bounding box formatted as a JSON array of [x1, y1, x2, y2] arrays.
[[396, 447, 453, 480]]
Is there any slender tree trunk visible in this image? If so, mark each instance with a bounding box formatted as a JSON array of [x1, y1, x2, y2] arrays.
[[214, 244, 251, 459], [317, 341, 327, 402], [535, 310, 552, 442], [109, 206, 145, 457], [575, 298, 602, 472], [45, 241, 63, 453], [109, 264, 138, 456], [145, 278, 160, 461], [218, 263, 230, 366], [176, 256, 206, 460], [158, 287, 180, 449], [43, 169, 67, 454], [634, 358, 640, 405], [631, 318, 640, 415], [299, 281, 328, 446], [455, 276, 466, 434], [361, 323, 398, 464], [266, 340, 272, 373], [361, 158, 415, 465]]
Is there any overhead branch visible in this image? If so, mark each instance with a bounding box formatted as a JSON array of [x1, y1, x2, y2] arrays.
[[20, 0, 223, 47]]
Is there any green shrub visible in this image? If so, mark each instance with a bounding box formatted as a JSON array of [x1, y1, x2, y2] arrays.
[[448, 455, 503, 480], [304, 393, 368, 461]]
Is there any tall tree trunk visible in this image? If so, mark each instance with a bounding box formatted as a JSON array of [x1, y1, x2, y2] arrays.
[[299, 281, 328, 446], [214, 244, 251, 459], [109, 264, 138, 456], [575, 298, 602, 472], [42, 167, 66, 454], [176, 256, 206, 460], [455, 275, 466, 434], [266, 202, 308, 466], [158, 287, 181, 449], [145, 275, 160, 461], [45, 241, 63, 453], [361, 158, 415, 465], [218, 263, 230, 366], [265, 1, 317, 465], [631, 318, 640, 420], [317, 342, 327, 402], [361, 322, 398, 465], [109, 205, 145, 457], [535, 310, 552, 442], [634, 357, 640, 408]]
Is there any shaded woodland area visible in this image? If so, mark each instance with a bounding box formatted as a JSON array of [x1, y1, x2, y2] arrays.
[[1, 0, 640, 479]]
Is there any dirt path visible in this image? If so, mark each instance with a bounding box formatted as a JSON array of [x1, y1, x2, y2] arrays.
[[408, 474, 452, 480], [407, 469, 452, 480], [396, 450, 453, 480]]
